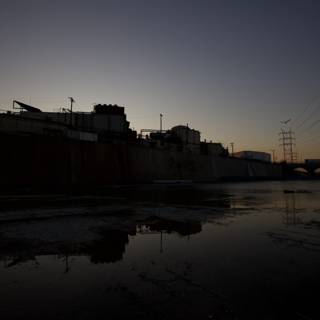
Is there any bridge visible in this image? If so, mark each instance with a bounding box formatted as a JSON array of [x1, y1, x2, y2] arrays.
[[284, 161, 320, 176]]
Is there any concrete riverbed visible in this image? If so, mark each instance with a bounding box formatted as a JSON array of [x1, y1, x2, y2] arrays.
[[0, 181, 320, 319]]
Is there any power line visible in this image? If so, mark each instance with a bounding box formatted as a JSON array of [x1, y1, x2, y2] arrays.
[[294, 116, 320, 143], [294, 100, 320, 132], [298, 118, 320, 137], [291, 95, 319, 126], [298, 131, 320, 144]]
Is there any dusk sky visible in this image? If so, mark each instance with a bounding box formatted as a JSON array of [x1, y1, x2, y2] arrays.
[[1, 0, 320, 159]]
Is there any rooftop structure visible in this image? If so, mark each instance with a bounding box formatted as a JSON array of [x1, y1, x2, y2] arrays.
[[233, 151, 271, 162], [0, 101, 135, 142]]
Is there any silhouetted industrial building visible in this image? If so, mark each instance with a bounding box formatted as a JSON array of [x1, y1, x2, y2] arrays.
[[233, 151, 271, 162]]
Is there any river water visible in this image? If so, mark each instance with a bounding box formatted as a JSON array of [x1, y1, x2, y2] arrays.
[[0, 181, 320, 320]]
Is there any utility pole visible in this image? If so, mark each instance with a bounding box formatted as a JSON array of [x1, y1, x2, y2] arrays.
[[160, 113, 163, 133], [270, 149, 276, 163], [186, 123, 189, 145], [230, 142, 234, 156], [69, 97, 75, 126], [278, 129, 297, 163]]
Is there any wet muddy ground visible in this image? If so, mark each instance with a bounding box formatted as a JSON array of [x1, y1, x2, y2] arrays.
[[0, 181, 320, 319]]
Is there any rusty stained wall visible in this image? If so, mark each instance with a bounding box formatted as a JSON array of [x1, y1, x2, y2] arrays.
[[0, 135, 282, 189], [127, 145, 281, 182]]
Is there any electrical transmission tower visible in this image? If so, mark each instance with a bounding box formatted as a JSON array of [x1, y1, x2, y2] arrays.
[[278, 129, 297, 163]]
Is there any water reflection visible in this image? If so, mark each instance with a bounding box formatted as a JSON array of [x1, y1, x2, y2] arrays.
[[283, 192, 300, 226], [88, 230, 130, 264], [265, 188, 320, 254], [0, 218, 204, 268], [0, 181, 320, 320], [137, 217, 202, 236]]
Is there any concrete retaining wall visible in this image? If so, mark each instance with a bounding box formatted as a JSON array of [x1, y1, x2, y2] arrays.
[[0, 135, 282, 189]]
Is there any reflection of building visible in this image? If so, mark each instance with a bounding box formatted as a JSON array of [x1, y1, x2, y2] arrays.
[[137, 218, 202, 236], [0, 228, 132, 268], [137, 218, 202, 253], [88, 230, 130, 264], [0, 218, 203, 269]]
